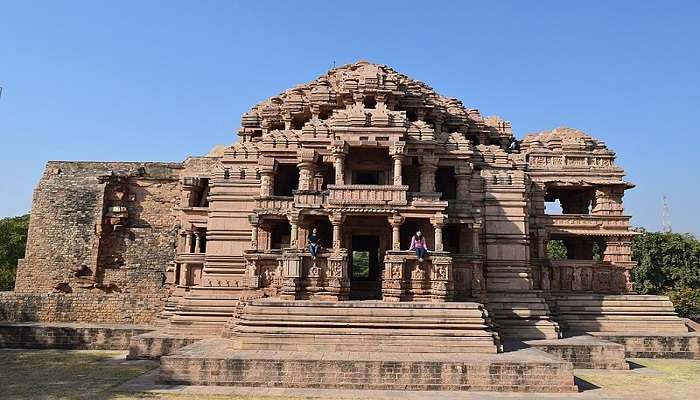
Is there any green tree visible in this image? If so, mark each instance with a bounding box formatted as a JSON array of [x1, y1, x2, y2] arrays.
[[546, 239, 567, 260], [631, 229, 700, 318], [631, 229, 700, 294], [0, 214, 30, 291]]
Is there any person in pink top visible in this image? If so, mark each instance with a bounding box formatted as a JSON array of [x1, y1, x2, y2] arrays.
[[409, 230, 428, 262]]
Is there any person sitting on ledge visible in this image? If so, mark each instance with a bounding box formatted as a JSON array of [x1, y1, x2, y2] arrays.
[[409, 230, 428, 262], [308, 228, 321, 259]]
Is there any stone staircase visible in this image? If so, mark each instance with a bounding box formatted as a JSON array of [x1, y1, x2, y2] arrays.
[[487, 291, 561, 340], [224, 299, 501, 353], [553, 294, 689, 334], [166, 288, 254, 335]]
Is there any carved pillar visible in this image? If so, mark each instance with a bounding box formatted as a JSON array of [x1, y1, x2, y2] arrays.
[[179, 263, 189, 286], [382, 253, 405, 302], [297, 149, 317, 191], [455, 164, 472, 201], [249, 214, 260, 250], [388, 214, 405, 250], [259, 170, 274, 197], [327, 249, 350, 300], [390, 142, 406, 186], [185, 232, 193, 253], [287, 211, 301, 249], [431, 213, 446, 252], [392, 155, 403, 185], [332, 141, 347, 185], [280, 250, 302, 300], [472, 224, 481, 254], [419, 157, 437, 192], [430, 256, 452, 302], [330, 212, 345, 250], [194, 231, 202, 253]]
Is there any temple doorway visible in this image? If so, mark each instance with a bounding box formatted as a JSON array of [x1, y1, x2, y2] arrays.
[[349, 235, 382, 300]]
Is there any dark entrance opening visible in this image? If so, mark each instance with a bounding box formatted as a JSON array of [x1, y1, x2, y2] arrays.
[[349, 235, 382, 300]]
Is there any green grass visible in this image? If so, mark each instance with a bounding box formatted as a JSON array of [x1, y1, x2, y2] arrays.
[[0, 350, 156, 400]]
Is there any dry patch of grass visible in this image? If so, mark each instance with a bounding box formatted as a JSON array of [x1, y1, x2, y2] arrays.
[[0, 350, 157, 400], [577, 358, 700, 400]]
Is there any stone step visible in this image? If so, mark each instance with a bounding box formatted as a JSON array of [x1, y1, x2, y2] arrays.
[[235, 325, 497, 337], [228, 300, 500, 353], [159, 338, 577, 392], [238, 319, 491, 330]]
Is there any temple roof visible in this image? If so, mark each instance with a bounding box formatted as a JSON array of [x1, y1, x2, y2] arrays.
[[237, 61, 513, 142], [520, 127, 612, 154]]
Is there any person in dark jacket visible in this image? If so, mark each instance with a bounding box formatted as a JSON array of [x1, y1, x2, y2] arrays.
[[308, 228, 321, 259]]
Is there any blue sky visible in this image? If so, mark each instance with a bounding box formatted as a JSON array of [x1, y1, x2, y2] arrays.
[[1, 1, 698, 235]]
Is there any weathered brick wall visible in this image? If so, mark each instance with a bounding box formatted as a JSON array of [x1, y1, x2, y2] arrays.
[[0, 322, 156, 349], [0, 291, 169, 324], [4, 160, 184, 324]]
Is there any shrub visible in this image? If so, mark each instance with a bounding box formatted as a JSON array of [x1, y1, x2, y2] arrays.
[[666, 287, 700, 319]]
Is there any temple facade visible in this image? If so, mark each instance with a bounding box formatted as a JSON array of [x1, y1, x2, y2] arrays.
[[5, 62, 687, 343]]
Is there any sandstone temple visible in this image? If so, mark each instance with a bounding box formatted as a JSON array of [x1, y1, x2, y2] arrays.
[[1, 62, 697, 392]]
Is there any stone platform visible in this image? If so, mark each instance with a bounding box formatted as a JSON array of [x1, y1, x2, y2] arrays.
[[554, 294, 689, 334], [128, 330, 205, 359], [0, 321, 155, 350], [590, 332, 700, 359], [526, 335, 628, 369], [225, 299, 500, 353], [159, 338, 577, 392]]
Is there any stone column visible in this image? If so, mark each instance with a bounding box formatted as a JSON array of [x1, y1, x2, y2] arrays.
[[330, 212, 345, 250], [390, 142, 406, 186], [419, 157, 438, 192], [455, 164, 472, 201], [392, 155, 403, 186], [185, 231, 193, 253], [287, 212, 300, 249], [431, 213, 446, 252], [388, 214, 405, 250], [258, 159, 276, 197], [472, 224, 481, 254], [259, 170, 274, 197], [194, 231, 202, 253], [180, 263, 189, 286], [332, 141, 347, 185], [249, 214, 260, 250], [297, 149, 317, 191]]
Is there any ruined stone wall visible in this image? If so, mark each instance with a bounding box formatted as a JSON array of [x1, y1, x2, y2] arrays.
[[15, 162, 107, 292], [0, 292, 168, 325], [4, 161, 183, 324]]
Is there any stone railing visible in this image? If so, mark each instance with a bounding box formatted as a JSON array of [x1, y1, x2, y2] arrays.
[[254, 196, 293, 211], [545, 214, 632, 233], [327, 184, 408, 206], [242, 251, 284, 294], [382, 250, 453, 302], [527, 154, 618, 170], [530, 259, 633, 295], [407, 192, 446, 206], [268, 249, 350, 301], [293, 190, 326, 208]]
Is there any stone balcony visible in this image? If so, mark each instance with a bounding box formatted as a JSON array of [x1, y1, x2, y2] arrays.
[[383, 250, 453, 302], [254, 196, 293, 211], [545, 214, 633, 236], [327, 184, 408, 207], [293, 190, 326, 208]]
